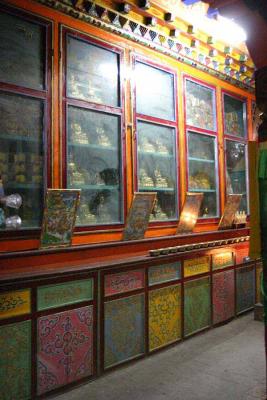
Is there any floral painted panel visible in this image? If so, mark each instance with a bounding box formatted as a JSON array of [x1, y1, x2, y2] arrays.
[[37, 306, 94, 395], [148, 262, 181, 286], [104, 294, 145, 369], [104, 270, 145, 297], [256, 263, 263, 304], [37, 279, 93, 311], [0, 320, 31, 400], [184, 277, 211, 337], [149, 285, 181, 351], [213, 270, 235, 324], [236, 266, 255, 314], [0, 289, 31, 320]]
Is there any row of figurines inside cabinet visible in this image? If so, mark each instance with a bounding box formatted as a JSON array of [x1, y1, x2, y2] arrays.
[[70, 121, 116, 148], [68, 72, 115, 104], [68, 158, 119, 187], [138, 136, 172, 155], [0, 152, 43, 184], [77, 195, 169, 225], [188, 172, 214, 190], [138, 165, 174, 189]]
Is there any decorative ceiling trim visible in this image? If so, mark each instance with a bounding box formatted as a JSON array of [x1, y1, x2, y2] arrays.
[[37, 0, 254, 91]]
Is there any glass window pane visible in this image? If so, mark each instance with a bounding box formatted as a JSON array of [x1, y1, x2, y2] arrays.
[[223, 94, 246, 137], [187, 131, 219, 218], [0, 92, 44, 229], [67, 106, 122, 225], [135, 62, 175, 121], [137, 121, 178, 220], [185, 80, 216, 131], [0, 11, 45, 90], [67, 36, 119, 107], [225, 140, 248, 212]]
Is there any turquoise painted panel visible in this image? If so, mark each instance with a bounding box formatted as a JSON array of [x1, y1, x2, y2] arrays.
[[236, 265, 255, 314], [184, 277, 211, 337], [104, 294, 145, 369], [148, 262, 181, 286], [37, 279, 93, 310], [0, 320, 31, 400]]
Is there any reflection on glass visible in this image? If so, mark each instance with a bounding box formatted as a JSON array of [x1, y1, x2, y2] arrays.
[[187, 131, 218, 217], [224, 94, 246, 137], [225, 140, 248, 212], [137, 121, 177, 220], [67, 106, 122, 225], [0, 11, 45, 90], [135, 62, 175, 121], [67, 36, 119, 107], [185, 80, 216, 131], [0, 92, 44, 229]]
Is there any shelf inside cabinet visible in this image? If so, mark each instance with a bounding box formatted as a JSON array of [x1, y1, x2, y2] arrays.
[[68, 142, 117, 151], [189, 188, 216, 193], [69, 184, 119, 190], [5, 183, 42, 189], [139, 186, 175, 192], [0, 134, 39, 143], [138, 150, 173, 159], [188, 157, 215, 163]]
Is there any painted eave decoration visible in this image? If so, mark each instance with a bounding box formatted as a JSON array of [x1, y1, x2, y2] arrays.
[[37, 0, 255, 90]]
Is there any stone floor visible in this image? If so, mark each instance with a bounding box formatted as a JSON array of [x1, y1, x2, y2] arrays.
[[53, 313, 266, 400]]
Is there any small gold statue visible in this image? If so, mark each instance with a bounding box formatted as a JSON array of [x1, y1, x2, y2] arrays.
[[139, 168, 154, 187], [154, 168, 168, 188], [141, 137, 155, 152], [96, 127, 111, 147], [155, 139, 169, 154], [71, 122, 88, 144]]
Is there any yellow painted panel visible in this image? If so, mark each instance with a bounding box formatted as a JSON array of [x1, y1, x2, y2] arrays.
[[184, 256, 210, 278], [149, 285, 181, 351], [212, 252, 234, 271], [0, 289, 31, 319]]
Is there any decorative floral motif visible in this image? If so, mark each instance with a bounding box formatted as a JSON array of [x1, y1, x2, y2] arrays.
[[149, 285, 181, 351], [36, 0, 254, 92], [236, 266, 255, 314], [104, 294, 145, 369], [213, 270, 235, 324], [37, 306, 94, 395], [184, 277, 211, 336], [0, 320, 31, 400]]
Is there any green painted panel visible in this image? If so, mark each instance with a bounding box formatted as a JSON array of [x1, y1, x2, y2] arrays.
[[0, 320, 31, 400], [149, 284, 181, 351], [37, 279, 93, 311], [184, 277, 211, 337]]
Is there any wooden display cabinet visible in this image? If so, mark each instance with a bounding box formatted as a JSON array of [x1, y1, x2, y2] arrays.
[[0, 0, 257, 398]]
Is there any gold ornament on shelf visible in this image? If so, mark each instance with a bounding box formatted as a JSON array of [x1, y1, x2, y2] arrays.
[[139, 168, 154, 187], [96, 127, 111, 147], [154, 168, 168, 188]]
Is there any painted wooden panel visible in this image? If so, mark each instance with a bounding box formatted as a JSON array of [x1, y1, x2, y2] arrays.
[[149, 284, 181, 351], [235, 247, 249, 264], [256, 263, 263, 304], [37, 306, 94, 395], [104, 270, 144, 297], [184, 277, 211, 336], [212, 251, 234, 271], [0, 320, 31, 400], [0, 289, 31, 320], [104, 294, 145, 369], [184, 256, 210, 278], [213, 270, 235, 324], [236, 266, 255, 314], [148, 262, 181, 286], [37, 279, 93, 311]]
